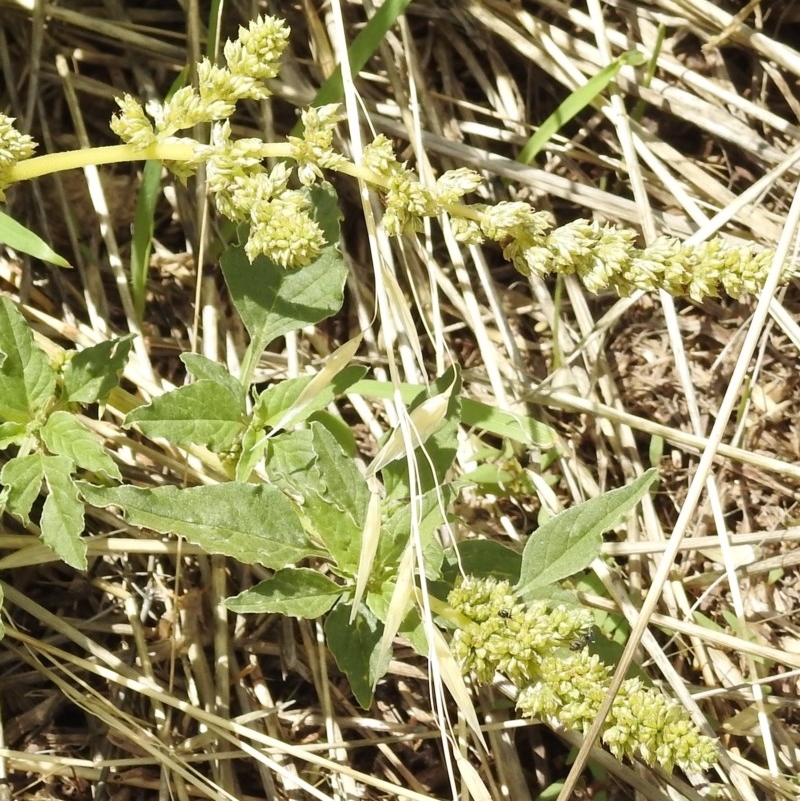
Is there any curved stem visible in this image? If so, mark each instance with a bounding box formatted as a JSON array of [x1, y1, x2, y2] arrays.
[[5, 136, 482, 248], [8, 142, 195, 182], [427, 594, 470, 629], [8, 138, 389, 188]]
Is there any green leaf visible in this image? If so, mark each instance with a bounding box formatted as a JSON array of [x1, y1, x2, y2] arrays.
[[382, 369, 462, 501], [308, 422, 370, 529], [124, 380, 246, 452], [1, 453, 44, 524], [267, 423, 369, 572], [225, 568, 343, 617], [366, 586, 426, 656], [254, 364, 367, 431], [40, 411, 122, 480], [129, 69, 190, 319], [0, 296, 56, 424], [466, 398, 556, 448], [221, 185, 347, 385], [460, 464, 518, 488], [516, 469, 659, 598], [379, 486, 454, 575], [40, 455, 86, 570], [62, 335, 135, 405], [298, 0, 415, 119], [366, 581, 430, 652], [0, 421, 27, 448], [306, 181, 344, 244], [235, 421, 268, 483], [307, 410, 357, 457], [130, 159, 162, 322], [253, 375, 328, 428], [325, 601, 388, 708], [517, 50, 646, 164], [0, 209, 71, 268], [78, 481, 318, 568], [442, 540, 522, 586], [265, 429, 317, 487], [350, 379, 556, 449], [181, 353, 244, 401], [0, 583, 5, 640]]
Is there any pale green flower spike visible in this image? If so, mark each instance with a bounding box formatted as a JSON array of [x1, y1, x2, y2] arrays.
[[243, 189, 326, 266], [111, 14, 289, 148], [449, 577, 593, 686], [224, 15, 290, 85], [0, 13, 794, 296], [0, 113, 37, 200], [108, 95, 157, 149], [362, 134, 399, 176], [448, 577, 718, 773], [502, 217, 791, 302], [288, 105, 347, 185]]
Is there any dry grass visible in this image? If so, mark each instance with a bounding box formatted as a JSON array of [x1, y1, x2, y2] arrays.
[[1, 0, 800, 799]]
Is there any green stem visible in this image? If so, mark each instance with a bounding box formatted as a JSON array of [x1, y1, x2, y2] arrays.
[[8, 138, 387, 189], [8, 142, 195, 182], [427, 594, 471, 629], [239, 340, 260, 391]]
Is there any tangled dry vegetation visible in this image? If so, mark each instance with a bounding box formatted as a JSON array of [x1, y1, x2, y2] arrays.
[[1, 1, 800, 800]]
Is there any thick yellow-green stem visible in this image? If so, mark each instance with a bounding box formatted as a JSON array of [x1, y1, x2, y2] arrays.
[[6, 139, 385, 190]]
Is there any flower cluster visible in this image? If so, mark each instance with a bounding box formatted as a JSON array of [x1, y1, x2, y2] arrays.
[[0, 13, 795, 299], [0, 113, 36, 200], [110, 15, 289, 147], [197, 119, 328, 266], [287, 104, 347, 185], [448, 575, 592, 686], [448, 577, 718, 773], [505, 219, 785, 302], [353, 136, 793, 301], [110, 15, 331, 266], [362, 135, 483, 235], [601, 677, 719, 772]]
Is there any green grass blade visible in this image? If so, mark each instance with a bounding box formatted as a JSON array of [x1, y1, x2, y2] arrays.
[[349, 378, 556, 449], [0, 210, 70, 268], [517, 50, 645, 165], [129, 67, 188, 323], [205, 0, 223, 58], [129, 159, 161, 322], [631, 26, 666, 123], [292, 0, 415, 136]]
